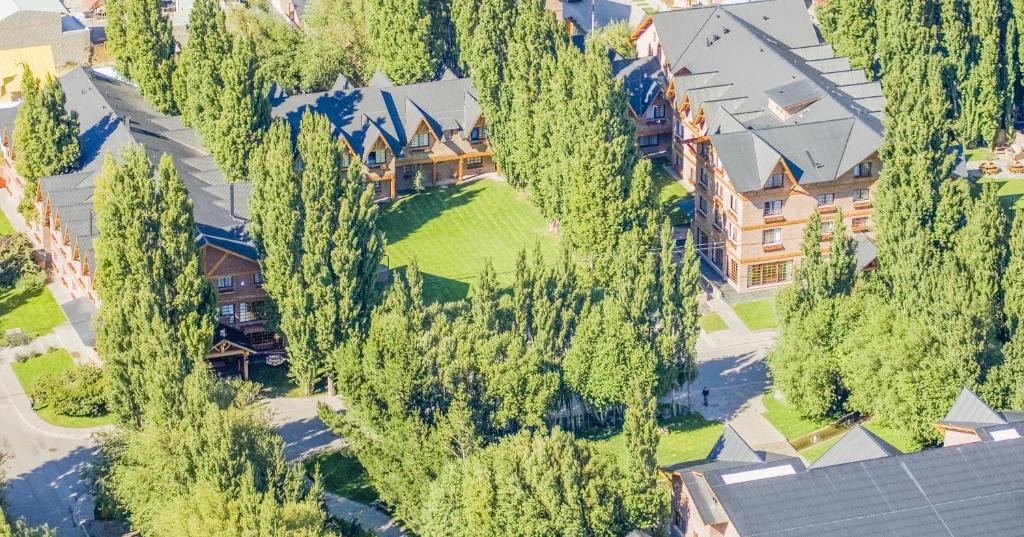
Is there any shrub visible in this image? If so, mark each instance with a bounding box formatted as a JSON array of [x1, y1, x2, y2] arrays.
[[14, 270, 47, 293], [32, 366, 107, 417], [0, 235, 39, 290]]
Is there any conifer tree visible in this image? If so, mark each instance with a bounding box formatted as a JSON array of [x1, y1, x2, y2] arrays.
[[173, 0, 230, 135], [450, 0, 481, 72], [959, 0, 1006, 147], [211, 36, 270, 183], [105, 0, 176, 113], [1004, 213, 1024, 333], [464, 0, 517, 120], [299, 0, 373, 90], [13, 67, 80, 217], [816, 0, 878, 76], [621, 382, 669, 532], [366, 0, 436, 85], [825, 211, 858, 296]]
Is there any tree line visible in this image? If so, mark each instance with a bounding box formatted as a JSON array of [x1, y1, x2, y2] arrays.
[[819, 0, 1018, 148], [770, 0, 1024, 444]]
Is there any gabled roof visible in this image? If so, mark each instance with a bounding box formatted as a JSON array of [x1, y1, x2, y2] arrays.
[[0, 0, 66, 20], [708, 425, 764, 464], [612, 55, 667, 117], [367, 70, 394, 88], [938, 387, 1008, 429], [809, 425, 901, 469]]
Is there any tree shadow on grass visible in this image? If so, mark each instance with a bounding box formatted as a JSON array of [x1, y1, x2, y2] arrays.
[[386, 266, 470, 304], [378, 182, 483, 246], [4, 444, 98, 535]]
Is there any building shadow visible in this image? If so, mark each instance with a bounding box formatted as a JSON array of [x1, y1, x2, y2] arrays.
[[379, 182, 483, 246]]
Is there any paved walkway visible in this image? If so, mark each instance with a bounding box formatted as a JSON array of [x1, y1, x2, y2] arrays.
[[728, 394, 802, 460], [324, 493, 407, 537]]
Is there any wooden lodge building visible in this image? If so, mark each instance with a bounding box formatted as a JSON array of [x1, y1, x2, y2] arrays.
[[0, 66, 493, 378]]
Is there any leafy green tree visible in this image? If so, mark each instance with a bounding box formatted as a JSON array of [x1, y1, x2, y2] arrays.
[[958, 0, 1006, 147], [173, 0, 231, 134], [450, 0, 482, 72], [210, 36, 270, 183], [620, 383, 669, 532], [1004, 213, 1024, 333], [587, 21, 638, 59], [299, 0, 373, 90], [366, 0, 436, 85], [13, 67, 80, 217], [105, 0, 176, 113], [226, 4, 303, 92]]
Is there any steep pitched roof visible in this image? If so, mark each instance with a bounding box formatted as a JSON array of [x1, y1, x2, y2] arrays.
[[611, 55, 667, 117], [367, 69, 394, 88], [808, 425, 901, 469], [938, 387, 1007, 429], [0, 0, 66, 20], [708, 425, 764, 464]]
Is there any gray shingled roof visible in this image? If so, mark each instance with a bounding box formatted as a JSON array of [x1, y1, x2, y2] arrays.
[[0, 104, 17, 138], [708, 425, 764, 464], [647, 0, 883, 192], [705, 435, 1024, 537], [36, 67, 255, 278], [939, 387, 1007, 429], [808, 425, 901, 469], [853, 232, 877, 271], [271, 75, 481, 159], [612, 55, 667, 117]]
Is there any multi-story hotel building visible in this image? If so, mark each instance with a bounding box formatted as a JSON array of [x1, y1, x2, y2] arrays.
[[628, 0, 886, 292], [0, 66, 493, 376]]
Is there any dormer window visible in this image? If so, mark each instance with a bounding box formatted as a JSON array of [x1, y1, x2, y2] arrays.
[[855, 162, 872, 177], [368, 148, 386, 165], [410, 131, 429, 148], [341, 152, 351, 168], [649, 104, 666, 119], [471, 126, 487, 141], [766, 173, 785, 189]]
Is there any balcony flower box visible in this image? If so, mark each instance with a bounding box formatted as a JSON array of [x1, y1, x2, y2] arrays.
[[762, 243, 784, 253], [817, 205, 837, 214], [763, 214, 785, 224], [820, 232, 833, 241], [853, 200, 873, 210]]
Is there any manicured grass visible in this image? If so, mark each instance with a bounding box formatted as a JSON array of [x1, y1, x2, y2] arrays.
[[0, 285, 65, 338], [799, 435, 842, 463], [964, 147, 996, 162], [590, 411, 725, 468], [11, 349, 114, 429], [699, 312, 728, 333], [761, 392, 831, 441], [977, 177, 1024, 213], [0, 209, 14, 235], [304, 450, 378, 504], [733, 299, 778, 331], [864, 420, 922, 453], [248, 362, 307, 398], [652, 163, 691, 226], [379, 179, 558, 303]]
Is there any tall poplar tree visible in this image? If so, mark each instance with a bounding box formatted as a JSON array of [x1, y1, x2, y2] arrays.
[[959, 0, 1006, 147], [105, 0, 176, 113], [366, 0, 437, 85], [210, 36, 270, 183], [173, 0, 231, 135], [13, 67, 80, 217]]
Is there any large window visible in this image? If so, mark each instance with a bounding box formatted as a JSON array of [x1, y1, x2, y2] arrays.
[[855, 162, 872, 177], [466, 156, 484, 169], [254, 272, 264, 286], [215, 276, 233, 290], [638, 135, 660, 147], [713, 210, 724, 229], [471, 126, 488, 141], [239, 302, 256, 323], [747, 261, 792, 287], [815, 192, 835, 206], [763, 199, 783, 216], [854, 188, 870, 201], [368, 148, 386, 165], [219, 304, 235, 318], [410, 132, 430, 148], [762, 228, 782, 245], [766, 173, 785, 189], [822, 220, 834, 234], [853, 216, 869, 230], [729, 194, 740, 214], [698, 196, 708, 216], [649, 104, 666, 119], [698, 167, 708, 187]]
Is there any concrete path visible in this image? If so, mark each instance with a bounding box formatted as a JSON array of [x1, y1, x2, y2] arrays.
[[0, 348, 100, 536], [705, 295, 751, 335], [729, 394, 801, 459], [324, 492, 407, 537], [265, 395, 347, 462]]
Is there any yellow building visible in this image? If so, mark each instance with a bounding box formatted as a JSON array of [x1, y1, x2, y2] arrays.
[[0, 0, 91, 102], [0, 44, 57, 101]]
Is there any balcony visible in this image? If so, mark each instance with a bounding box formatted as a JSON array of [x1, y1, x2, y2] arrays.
[[817, 204, 837, 215], [762, 243, 784, 253], [853, 200, 873, 210], [763, 214, 785, 224]]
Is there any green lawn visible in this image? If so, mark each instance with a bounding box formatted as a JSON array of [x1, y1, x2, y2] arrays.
[[799, 435, 841, 463], [964, 147, 996, 162], [379, 179, 559, 303], [976, 177, 1024, 213], [590, 412, 724, 468], [0, 209, 14, 235], [652, 162, 691, 226], [248, 362, 308, 398], [761, 392, 831, 440], [11, 349, 114, 428], [699, 312, 728, 333], [0, 285, 65, 338], [863, 420, 922, 453], [304, 450, 378, 504], [733, 299, 779, 331]]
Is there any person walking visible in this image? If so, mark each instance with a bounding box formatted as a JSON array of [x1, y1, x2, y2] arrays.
[[702, 386, 710, 407]]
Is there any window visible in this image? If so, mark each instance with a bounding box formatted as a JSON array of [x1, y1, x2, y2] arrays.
[[821, 220, 834, 234], [766, 173, 785, 189], [698, 196, 708, 215], [410, 131, 430, 148], [853, 216, 869, 230], [373, 181, 382, 193], [726, 222, 738, 243], [650, 104, 666, 119], [762, 228, 782, 245], [816, 193, 835, 206], [215, 276, 233, 290], [466, 156, 483, 169], [729, 195, 740, 214], [713, 210, 724, 229], [239, 302, 256, 323], [444, 130, 453, 142], [854, 188, 870, 202], [698, 167, 708, 187], [638, 134, 660, 147], [747, 261, 792, 287], [254, 272, 264, 286], [341, 152, 351, 168], [855, 162, 872, 177], [699, 142, 710, 157], [402, 165, 418, 179], [368, 148, 386, 165], [219, 304, 235, 318], [471, 126, 488, 141], [763, 200, 783, 216]]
